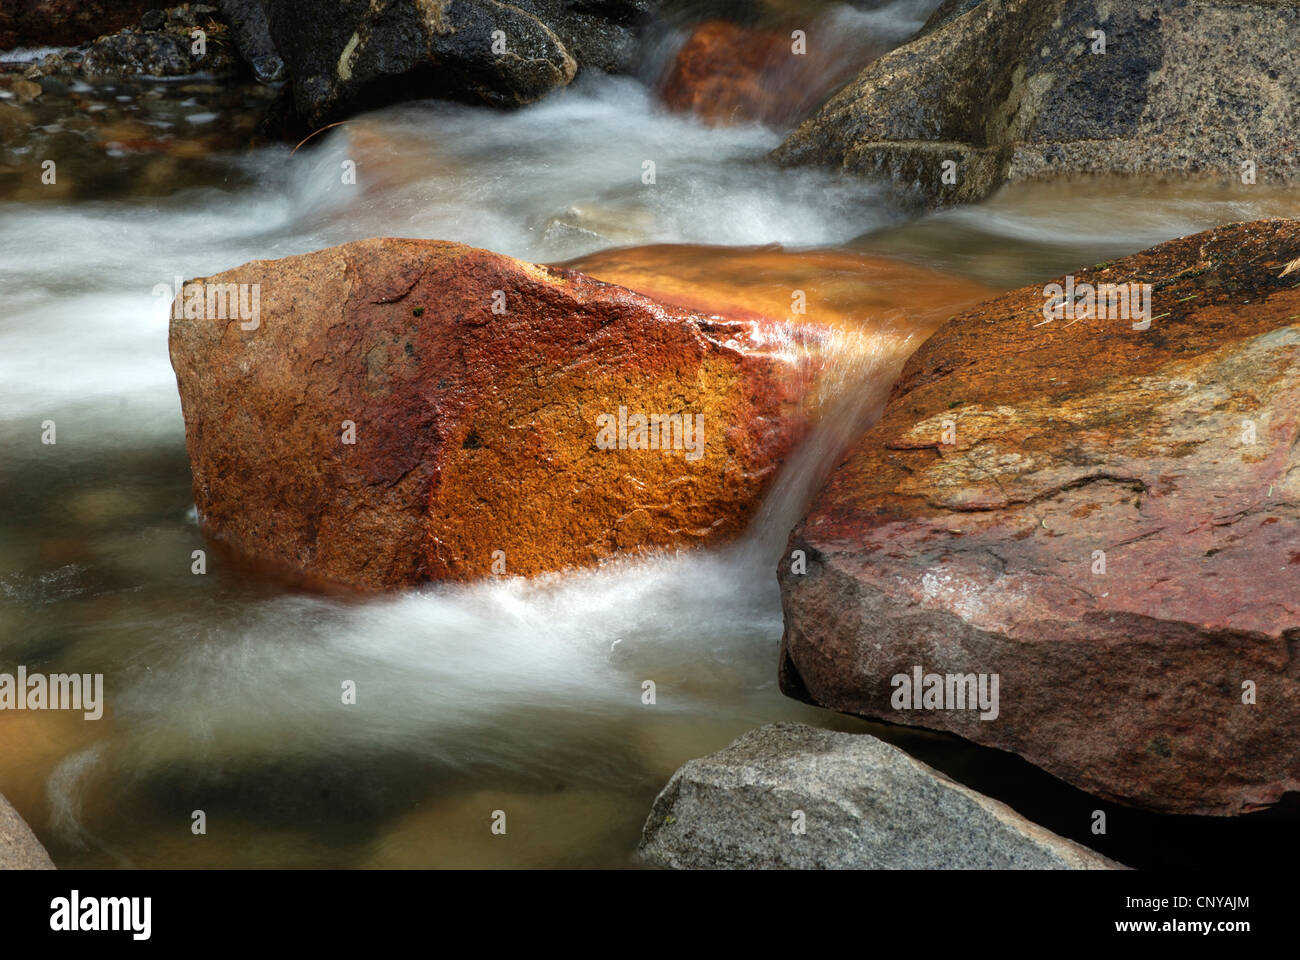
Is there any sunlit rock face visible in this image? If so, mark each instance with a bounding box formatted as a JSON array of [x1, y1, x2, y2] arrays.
[[169, 238, 842, 588], [561, 242, 992, 337], [779, 218, 1300, 816], [169, 237, 992, 590]]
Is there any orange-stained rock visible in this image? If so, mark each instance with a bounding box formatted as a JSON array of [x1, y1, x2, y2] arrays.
[[659, 19, 880, 128], [779, 219, 1300, 816], [169, 239, 847, 589]]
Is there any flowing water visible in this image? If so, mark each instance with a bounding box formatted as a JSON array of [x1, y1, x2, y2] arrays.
[[2, 2, 1299, 868]]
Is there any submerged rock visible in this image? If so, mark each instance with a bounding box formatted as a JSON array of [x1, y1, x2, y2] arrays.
[[778, 219, 1300, 816], [262, 0, 656, 125], [775, 0, 1300, 207], [169, 238, 842, 589], [541, 203, 657, 249], [0, 793, 55, 870], [658, 19, 816, 128], [4, 76, 43, 103], [659, 13, 889, 129], [638, 722, 1121, 869], [0, 68, 278, 203]]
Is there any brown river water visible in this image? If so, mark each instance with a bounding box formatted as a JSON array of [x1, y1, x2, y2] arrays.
[[2, 1, 1299, 869]]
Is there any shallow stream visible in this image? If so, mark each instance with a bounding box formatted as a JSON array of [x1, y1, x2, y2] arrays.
[[2, 2, 1297, 868]]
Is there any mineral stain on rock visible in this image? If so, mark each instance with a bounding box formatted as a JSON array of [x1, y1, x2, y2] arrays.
[[778, 218, 1300, 816], [169, 239, 835, 589]]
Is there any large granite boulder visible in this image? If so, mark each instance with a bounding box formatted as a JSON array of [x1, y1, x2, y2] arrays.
[[639, 722, 1121, 869], [774, 0, 1300, 207], [169, 238, 841, 589], [778, 219, 1300, 816]]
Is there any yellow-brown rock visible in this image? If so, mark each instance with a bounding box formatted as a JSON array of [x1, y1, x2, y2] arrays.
[[169, 239, 839, 588]]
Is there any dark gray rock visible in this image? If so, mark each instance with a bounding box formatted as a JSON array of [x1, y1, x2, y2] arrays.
[[167, 3, 222, 27], [217, 0, 285, 82], [0, 794, 54, 870], [775, 0, 1300, 208], [82, 29, 195, 78], [80, 11, 240, 79], [263, 0, 659, 125], [639, 723, 1122, 869]]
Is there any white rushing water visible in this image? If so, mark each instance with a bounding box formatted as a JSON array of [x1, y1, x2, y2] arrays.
[[0, 64, 916, 865], [0, 74, 896, 426]]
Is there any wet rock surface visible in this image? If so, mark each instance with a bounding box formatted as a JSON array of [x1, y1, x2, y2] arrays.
[[778, 218, 1300, 816], [215, 0, 283, 82], [169, 237, 841, 589], [262, 0, 662, 126], [659, 13, 886, 129], [775, 0, 1300, 207], [80, 5, 238, 80]]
